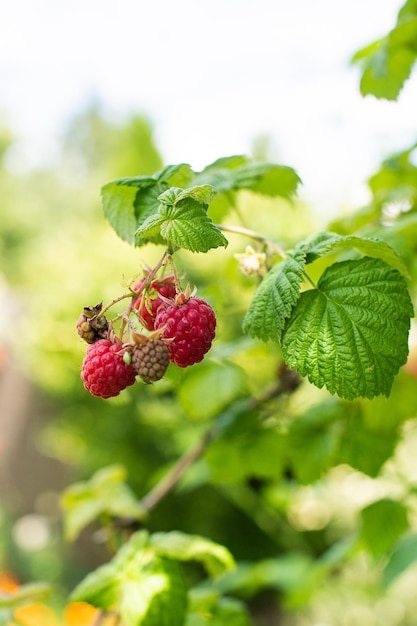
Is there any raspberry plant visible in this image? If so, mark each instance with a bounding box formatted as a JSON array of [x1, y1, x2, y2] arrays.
[[66, 146, 414, 625], [79, 157, 412, 402], [4, 3, 412, 624]]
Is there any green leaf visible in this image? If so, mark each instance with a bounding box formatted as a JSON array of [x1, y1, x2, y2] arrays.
[[159, 185, 214, 208], [101, 164, 193, 245], [216, 553, 314, 598], [205, 426, 285, 484], [70, 561, 120, 608], [304, 233, 410, 277], [352, 1, 417, 100], [136, 186, 228, 252], [339, 410, 399, 476], [211, 597, 252, 626], [242, 247, 306, 342], [359, 499, 409, 558], [177, 361, 248, 420], [187, 589, 251, 626], [383, 533, 417, 587], [150, 531, 235, 578], [367, 141, 417, 209], [286, 400, 344, 484], [119, 557, 187, 626], [61, 464, 146, 541], [282, 257, 414, 400], [101, 182, 139, 245], [195, 158, 300, 199], [72, 530, 188, 626]]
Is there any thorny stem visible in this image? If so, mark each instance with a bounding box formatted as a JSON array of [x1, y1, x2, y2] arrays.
[[216, 223, 286, 258]]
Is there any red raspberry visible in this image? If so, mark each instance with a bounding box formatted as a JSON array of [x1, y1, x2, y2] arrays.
[[133, 277, 176, 330], [81, 339, 136, 398], [154, 297, 216, 367]]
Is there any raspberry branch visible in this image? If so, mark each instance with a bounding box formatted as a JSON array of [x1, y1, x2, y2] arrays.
[[140, 365, 300, 513], [216, 223, 286, 258]]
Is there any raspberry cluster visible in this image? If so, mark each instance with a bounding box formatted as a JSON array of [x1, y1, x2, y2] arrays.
[[76, 269, 217, 398]]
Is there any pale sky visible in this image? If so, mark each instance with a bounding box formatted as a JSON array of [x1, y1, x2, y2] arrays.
[[1, 0, 415, 218]]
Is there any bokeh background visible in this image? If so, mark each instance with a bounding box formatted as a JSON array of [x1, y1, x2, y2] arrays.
[[1, 1, 417, 625]]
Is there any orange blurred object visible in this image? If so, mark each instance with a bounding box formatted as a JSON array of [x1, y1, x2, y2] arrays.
[[13, 603, 59, 626], [0, 571, 20, 592]]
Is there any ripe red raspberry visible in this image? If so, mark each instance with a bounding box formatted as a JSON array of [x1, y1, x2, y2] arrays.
[[133, 276, 176, 330], [154, 297, 216, 367], [81, 339, 136, 398]]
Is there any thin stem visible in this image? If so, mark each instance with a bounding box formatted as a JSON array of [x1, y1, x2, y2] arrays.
[[140, 374, 298, 513], [98, 249, 171, 320], [141, 428, 215, 512], [216, 223, 286, 258], [98, 292, 134, 318]]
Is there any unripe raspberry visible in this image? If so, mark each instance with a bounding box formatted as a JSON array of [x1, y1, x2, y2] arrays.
[[133, 276, 176, 330], [154, 297, 216, 367], [76, 304, 108, 344], [130, 339, 170, 383], [81, 339, 136, 398]]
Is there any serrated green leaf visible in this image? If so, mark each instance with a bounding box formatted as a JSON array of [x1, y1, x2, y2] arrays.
[[383, 533, 417, 587], [305, 233, 410, 277], [150, 531, 235, 578], [242, 248, 306, 342], [136, 191, 228, 253], [61, 464, 146, 541], [282, 257, 413, 400], [359, 499, 409, 558], [101, 164, 193, 245], [178, 361, 248, 421]]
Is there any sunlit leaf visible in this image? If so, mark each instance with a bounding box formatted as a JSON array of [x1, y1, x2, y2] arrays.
[[150, 531, 235, 578], [177, 361, 248, 420], [383, 533, 417, 587], [136, 186, 228, 252], [61, 464, 146, 541], [353, 1, 417, 100], [304, 233, 410, 277], [359, 499, 409, 558], [282, 257, 413, 399], [242, 247, 306, 342]]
